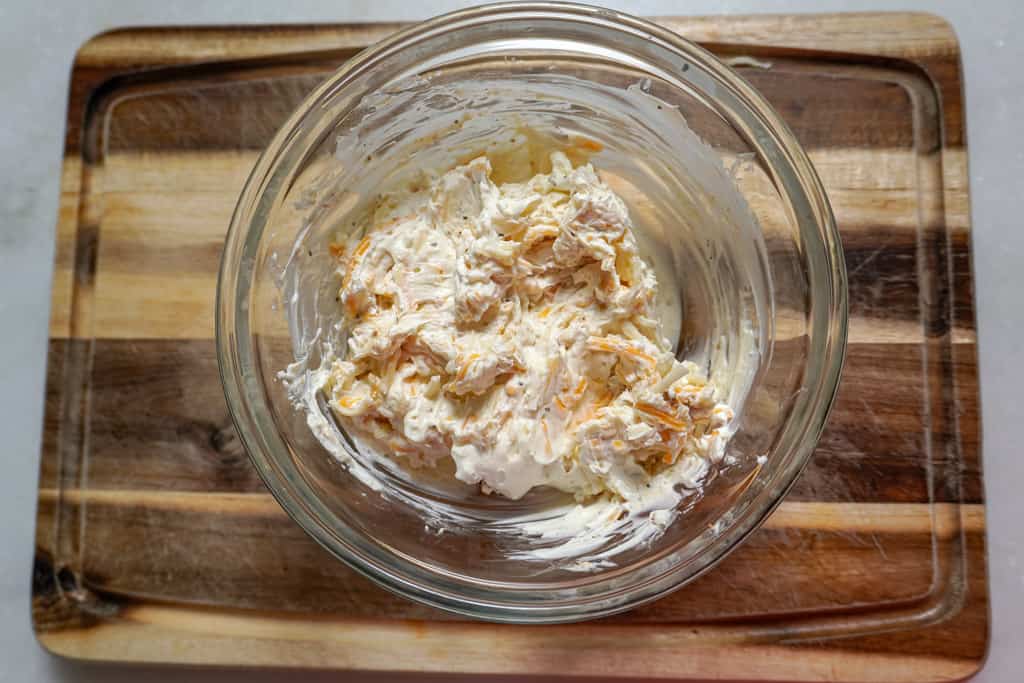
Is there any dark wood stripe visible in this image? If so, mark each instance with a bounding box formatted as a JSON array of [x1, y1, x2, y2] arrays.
[[38, 341, 65, 494], [33, 492, 984, 631], [806, 530, 988, 662], [951, 234, 977, 328], [65, 52, 359, 155], [753, 68, 914, 149], [66, 54, 925, 155], [39, 339, 980, 504], [62, 18, 965, 161], [632, 520, 985, 633]]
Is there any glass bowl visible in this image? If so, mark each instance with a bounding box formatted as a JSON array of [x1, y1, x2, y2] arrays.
[[217, 1, 847, 623]]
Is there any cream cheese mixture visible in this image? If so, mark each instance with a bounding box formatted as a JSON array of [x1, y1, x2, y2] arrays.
[[311, 151, 734, 508]]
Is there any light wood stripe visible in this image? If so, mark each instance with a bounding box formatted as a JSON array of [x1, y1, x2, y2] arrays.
[[48, 147, 973, 341], [38, 602, 979, 681], [72, 14, 959, 69], [37, 488, 985, 536], [52, 270, 979, 343], [73, 25, 403, 67]]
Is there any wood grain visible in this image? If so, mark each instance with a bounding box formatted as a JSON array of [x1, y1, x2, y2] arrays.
[[33, 487, 983, 624], [34, 13, 986, 682], [48, 147, 973, 341], [35, 604, 983, 682], [38, 338, 981, 504]]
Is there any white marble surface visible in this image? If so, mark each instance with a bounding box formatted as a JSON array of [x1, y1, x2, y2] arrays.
[[1, 1, 1020, 681]]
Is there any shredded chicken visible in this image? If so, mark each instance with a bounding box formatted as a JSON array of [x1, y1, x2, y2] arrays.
[[319, 152, 733, 501]]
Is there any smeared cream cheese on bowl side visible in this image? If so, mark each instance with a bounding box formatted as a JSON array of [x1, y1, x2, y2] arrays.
[[279, 74, 768, 571]]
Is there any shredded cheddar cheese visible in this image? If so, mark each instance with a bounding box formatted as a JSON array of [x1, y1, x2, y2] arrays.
[[316, 151, 733, 503]]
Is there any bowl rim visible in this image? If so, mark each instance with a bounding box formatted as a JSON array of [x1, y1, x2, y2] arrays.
[[217, 0, 849, 623]]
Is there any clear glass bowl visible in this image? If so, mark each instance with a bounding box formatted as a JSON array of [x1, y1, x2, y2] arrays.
[[217, 1, 847, 623]]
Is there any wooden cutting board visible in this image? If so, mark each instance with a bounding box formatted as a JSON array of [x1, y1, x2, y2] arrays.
[[33, 13, 987, 682]]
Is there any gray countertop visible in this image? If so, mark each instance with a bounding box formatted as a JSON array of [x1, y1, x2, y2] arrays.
[[2, 1, 1020, 681]]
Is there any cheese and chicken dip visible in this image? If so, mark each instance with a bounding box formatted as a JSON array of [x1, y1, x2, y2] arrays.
[[312, 150, 734, 508]]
